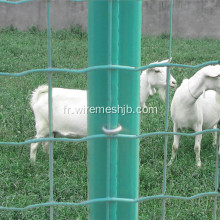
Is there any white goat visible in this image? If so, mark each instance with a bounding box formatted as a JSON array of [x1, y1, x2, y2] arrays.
[[140, 59, 176, 107], [30, 59, 177, 162], [168, 65, 220, 168]]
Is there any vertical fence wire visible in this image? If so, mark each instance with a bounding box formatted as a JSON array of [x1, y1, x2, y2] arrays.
[[46, 0, 54, 219], [161, 0, 173, 219], [213, 135, 219, 220]]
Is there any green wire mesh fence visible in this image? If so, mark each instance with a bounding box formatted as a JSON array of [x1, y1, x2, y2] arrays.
[[0, 0, 219, 219]]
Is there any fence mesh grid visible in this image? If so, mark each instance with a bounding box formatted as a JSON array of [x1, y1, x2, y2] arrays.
[[0, 0, 219, 219]]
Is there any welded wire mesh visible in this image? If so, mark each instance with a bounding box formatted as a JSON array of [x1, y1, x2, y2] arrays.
[[0, 0, 219, 219]]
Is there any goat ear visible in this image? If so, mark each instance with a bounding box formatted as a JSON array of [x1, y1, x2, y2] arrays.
[[206, 71, 220, 78], [163, 57, 172, 63], [159, 58, 171, 63], [149, 61, 158, 65], [204, 65, 220, 78]]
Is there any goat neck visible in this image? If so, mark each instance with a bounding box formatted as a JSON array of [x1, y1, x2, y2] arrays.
[[140, 70, 153, 107], [188, 73, 207, 100]]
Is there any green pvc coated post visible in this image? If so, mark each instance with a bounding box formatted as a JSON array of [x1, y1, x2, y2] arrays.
[[88, 0, 142, 219], [88, 1, 119, 219], [117, 1, 142, 219]]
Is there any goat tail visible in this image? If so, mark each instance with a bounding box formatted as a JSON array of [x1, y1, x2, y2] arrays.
[[31, 85, 48, 108]]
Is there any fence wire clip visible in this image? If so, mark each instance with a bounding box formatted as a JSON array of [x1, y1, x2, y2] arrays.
[[102, 124, 122, 135]]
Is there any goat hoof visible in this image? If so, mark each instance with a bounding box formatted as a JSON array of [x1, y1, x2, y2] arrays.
[[212, 142, 217, 148], [197, 162, 202, 168], [30, 159, 36, 165], [167, 161, 173, 166]]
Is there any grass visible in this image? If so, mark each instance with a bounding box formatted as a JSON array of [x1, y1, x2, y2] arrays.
[[0, 27, 219, 219]]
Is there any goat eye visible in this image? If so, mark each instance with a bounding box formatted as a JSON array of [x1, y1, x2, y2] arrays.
[[155, 70, 160, 73]]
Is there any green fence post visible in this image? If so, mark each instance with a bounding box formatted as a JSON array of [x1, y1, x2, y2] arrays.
[[88, 0, 142, 219], [117, 1, 142, 219], [88, 1, 114, 219]]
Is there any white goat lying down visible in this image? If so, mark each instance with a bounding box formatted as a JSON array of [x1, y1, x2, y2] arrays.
[[169, 65, 220, 168], [30, 59, 177, 162]]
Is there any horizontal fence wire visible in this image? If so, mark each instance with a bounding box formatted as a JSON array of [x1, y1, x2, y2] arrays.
[[0, 129, 220, 146], [0, 0, 219, 219], [0, 0, 144, 3], [0, 61, 219, 76], [0, 0, 87, 4], [0, 192, 219, 211]]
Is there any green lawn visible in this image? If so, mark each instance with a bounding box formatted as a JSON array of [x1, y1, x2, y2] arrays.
[[0, 27, 219, 219]]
